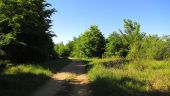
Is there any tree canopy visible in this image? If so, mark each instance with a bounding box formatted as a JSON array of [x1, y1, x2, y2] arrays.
[[71, 25, 105, 58], [0, 0, 56, 62]]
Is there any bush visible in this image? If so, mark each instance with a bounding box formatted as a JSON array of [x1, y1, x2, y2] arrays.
[[127, 35, 170, 60]]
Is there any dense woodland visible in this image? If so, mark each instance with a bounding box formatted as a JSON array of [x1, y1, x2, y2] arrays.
[[0, 0, 170, 96]]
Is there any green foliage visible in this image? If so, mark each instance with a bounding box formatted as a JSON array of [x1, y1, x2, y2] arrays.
[[72, 25, 105, 58], [104, 31, 128, 57], [119, 19, 145, 44], [54, 42, 70, 57], [0, 49, 6, 59], [0, 0, 56, 62], [104, 19, 169, 60], [128, 35, 170, 60], [119, 19, 145, 59], [86, 58, 170, 96], [66, 38, 77, 56], [104, 19, 144, 58]]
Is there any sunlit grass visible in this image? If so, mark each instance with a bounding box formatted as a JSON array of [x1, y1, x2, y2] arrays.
[[3, 64, 52, 76], [0, 58, 71, 96], [86, 58, 170, 96]]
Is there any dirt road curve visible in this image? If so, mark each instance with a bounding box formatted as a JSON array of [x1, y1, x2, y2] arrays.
[[31, 60, 92, 96]]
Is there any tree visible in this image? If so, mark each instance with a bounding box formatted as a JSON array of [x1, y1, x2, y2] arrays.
[[118, 19, 146, 59], [119, 20, 169, 60], [72, 25, 105, 57], [54, 42, 70, 58], [119, 19, 144, 44], [65, 38, 77, 57], [0, 0, 56, 62], [104, 19, 143, 58], [104, 31, 128, 57]]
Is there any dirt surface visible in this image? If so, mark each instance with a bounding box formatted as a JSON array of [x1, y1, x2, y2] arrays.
[[31, 60, 92, 96]]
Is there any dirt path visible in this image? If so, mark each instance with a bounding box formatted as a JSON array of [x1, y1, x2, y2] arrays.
[[31, 60, 91, 96]]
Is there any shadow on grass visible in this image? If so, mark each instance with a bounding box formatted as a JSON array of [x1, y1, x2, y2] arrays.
[[101, 59, 129, 69], [42, 58, 72, 73], [79, 59, 93, 73], [0, 73, 50, 96], [32, 59, 91, 96], [0, 58, 72, 96], [91, 76, 170, 96]]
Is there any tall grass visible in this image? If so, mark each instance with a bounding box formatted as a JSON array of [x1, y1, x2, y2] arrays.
[[87, 58, 170, 96]]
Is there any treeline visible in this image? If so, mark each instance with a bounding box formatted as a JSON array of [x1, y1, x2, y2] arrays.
[[0, 0, 169, 63], [0, 0, 56, 63], [55, 19, 170, 60]]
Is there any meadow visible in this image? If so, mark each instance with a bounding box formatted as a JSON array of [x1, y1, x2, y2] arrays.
[[84, 57, 170, 96]]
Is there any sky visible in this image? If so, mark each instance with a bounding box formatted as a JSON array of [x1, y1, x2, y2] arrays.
[[47, 0, 170, 44]]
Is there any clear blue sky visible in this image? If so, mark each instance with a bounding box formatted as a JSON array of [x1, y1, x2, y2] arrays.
[[47, 0, 170, 44]]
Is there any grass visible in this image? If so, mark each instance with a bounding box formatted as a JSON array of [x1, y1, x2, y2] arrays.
[[84, 57, 170, 96], [0, 58, 71, 96]]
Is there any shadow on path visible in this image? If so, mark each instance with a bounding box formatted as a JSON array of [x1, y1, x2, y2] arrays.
[[32, 60, 92, 96]]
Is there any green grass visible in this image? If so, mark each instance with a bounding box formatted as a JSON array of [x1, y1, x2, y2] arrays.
[[0, 58, 71, 96], [85, 58, 170, 96]]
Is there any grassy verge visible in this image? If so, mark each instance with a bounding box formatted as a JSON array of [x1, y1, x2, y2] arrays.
[[85, 58, 170, 96], [0, 58, 71, 96]]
